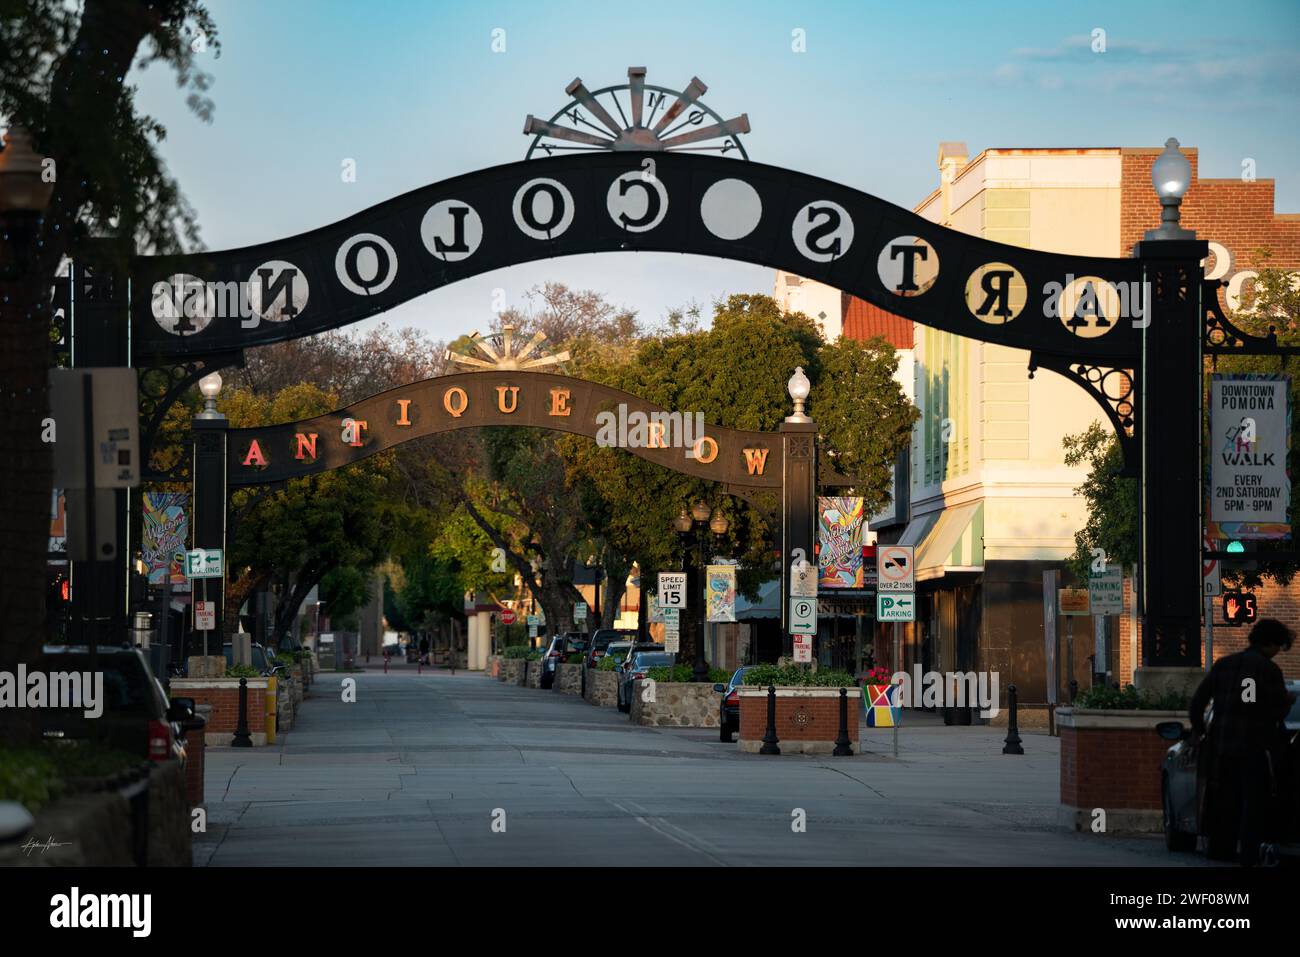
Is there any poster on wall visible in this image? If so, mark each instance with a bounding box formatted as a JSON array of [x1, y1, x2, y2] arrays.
[[706, 565, 736, 622], [1208, 373, 1291, 540], [818, 496, 866, 588], [142, 492, 190, 587]]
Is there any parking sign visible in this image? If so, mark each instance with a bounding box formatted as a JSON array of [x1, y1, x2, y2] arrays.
[[789, 596, 817, 634]]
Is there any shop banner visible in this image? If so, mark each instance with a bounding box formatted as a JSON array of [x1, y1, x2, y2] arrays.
[[818, 496, 865, 588], [706, 565, 736, 623], [143, 492, 189, 586]]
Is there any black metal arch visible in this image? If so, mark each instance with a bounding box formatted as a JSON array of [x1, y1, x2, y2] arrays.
[[128, 151, 1143, 368]]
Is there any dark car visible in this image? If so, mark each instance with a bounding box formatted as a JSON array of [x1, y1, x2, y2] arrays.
[[37, 645, 202, 764], [586, 629, 637, 669], [617, 651, 674, 713], [1159, 679, 1300, 863], [713, 666, 753, 742], [542, 632, 587, 689], [223, 641, 286, 678]]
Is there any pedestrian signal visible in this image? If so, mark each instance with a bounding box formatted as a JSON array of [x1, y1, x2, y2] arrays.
[[1222, 591, 1257, 626]]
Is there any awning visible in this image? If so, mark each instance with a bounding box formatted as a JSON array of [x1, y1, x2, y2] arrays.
[[915, 501, 984, 582], [736, 578, 781, 620]]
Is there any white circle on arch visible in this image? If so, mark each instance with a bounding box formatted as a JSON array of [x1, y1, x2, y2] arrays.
[[421, 200, 483, 262], [335, 233, 398, 296], [248, 260, 309, 323], [700, 178, 762, 241], [512, 177, 575, 240], [792, 200, 853, 262]]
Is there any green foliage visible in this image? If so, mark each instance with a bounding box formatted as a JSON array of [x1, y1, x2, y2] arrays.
[[502, 645, 531, 660], [526, 650, 542, 662], [596, 655, 620, 672], [1062, 422, 1139, 581], [225, 664, 260, 679], [0, 740, 142, 812], [646, 665, 732, 683], [564, 653, 585, 664], [741, 664, 856, 687], [1073, 683, 1188, 711]]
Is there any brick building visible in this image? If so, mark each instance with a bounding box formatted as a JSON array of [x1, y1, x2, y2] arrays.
[[776, 142, 1300, 711]]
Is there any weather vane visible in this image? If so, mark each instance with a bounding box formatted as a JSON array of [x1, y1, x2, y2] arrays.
[[444, 324, 570, 371], [523, 66, 750, 160]]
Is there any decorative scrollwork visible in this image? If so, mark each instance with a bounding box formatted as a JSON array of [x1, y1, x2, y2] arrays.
[[139, 351, 243, 482], [1203, 278, 1300, 355], [1028, 353, 1138, 477]]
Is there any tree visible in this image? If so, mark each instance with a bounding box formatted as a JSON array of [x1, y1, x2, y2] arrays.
[[0, 1, 219, 694]]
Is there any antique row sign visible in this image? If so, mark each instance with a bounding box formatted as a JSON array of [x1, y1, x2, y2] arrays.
[[227, 370, 784, 488]]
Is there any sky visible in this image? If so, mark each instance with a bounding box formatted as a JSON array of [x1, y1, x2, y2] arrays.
[[125, 0, 1300, 343]]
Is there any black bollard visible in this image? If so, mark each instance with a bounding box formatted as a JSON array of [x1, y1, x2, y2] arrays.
[[759, 684, 780, 755], [232, 676, 253, 748], [832, 686, 853, 756], [1068, 678, 1079, 704], [1002, 683, 1024, 755]]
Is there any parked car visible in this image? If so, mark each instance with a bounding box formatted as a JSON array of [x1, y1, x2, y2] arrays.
[[713, 666, 754, 742], [542, 632, 587, 688], [222, 641, 287, 678], [617, 651, 674, 713], [586, 628, 637, 669], [36, 644, 202, 765], [1159, 679, 1300, 863]]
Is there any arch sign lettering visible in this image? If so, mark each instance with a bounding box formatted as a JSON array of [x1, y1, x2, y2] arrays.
[[135, 151, 1142, 366], [227, 369, 782, 489]]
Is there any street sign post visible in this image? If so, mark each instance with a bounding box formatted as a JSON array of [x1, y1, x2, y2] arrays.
[[876, 545, 915, 593], [1057, 588, 1090, 616], [500, 609, 517, 626], [185, 547, 223, 579], [658, 572, 687, 609], [663, 607, 680, 653], [1088, 567, 1123, 616], [790, 559, 817, 598], [792, 634, 813, 663], [789, 596, 817, 634], [194, 600, 216, 631], [876, 593, 916, 622], [575, 601, 587, 622]]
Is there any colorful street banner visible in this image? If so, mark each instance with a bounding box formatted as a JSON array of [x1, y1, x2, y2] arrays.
[[863, 682, 902, 728], [647, 592, 663, 623], [818, 496, 866, 588], [1208, 373, 1291, 540], [142, 492, 189, 586], [706, 565, 736, 623]]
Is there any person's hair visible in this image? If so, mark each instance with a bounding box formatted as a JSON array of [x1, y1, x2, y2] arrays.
[[1248, 618, 1294, 651]]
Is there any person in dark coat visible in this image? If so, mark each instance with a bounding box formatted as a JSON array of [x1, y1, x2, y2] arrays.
[[418, 635, 430, 664], [1189, 618, 1296, 865]]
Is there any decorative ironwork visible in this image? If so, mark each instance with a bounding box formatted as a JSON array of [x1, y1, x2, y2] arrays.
[[1203, 278, 1300, 355], [444, 323, 569, 371], [524, 66, 750, 159], [1028, 353, 1138, 477], [49, 269, 71, 368], [139, 351, 243, 482]]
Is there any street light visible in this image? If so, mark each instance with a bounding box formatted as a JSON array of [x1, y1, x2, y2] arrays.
[[1145, 137, 1194, 241], [0, 127, 55, 281], [786, 366, 811, 422], [0, 127, 55, 213], [671, 501, 730, 682], [197, 371, 224, 419]]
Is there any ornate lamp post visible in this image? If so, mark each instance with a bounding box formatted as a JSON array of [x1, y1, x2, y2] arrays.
[[0, 127, 55, 277], [672, 501, 729, 682], [190, 370, 228, 669], [1145, 137, 1194, 242]]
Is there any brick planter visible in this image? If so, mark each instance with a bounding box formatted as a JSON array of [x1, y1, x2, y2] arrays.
[[502, 658, 526, 685], [737, 686, 860, 754], [169, 678, 270, 747], [525, 660, 543, 688], [555, 662, 584, 695], [1057, 707, 1181, 833], [630, 682, 720, 727], [584, 668, 619, 707]]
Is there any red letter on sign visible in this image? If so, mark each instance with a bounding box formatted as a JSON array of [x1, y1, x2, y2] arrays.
[[295, 433, 318, 461], [243, 440, 267, 467]]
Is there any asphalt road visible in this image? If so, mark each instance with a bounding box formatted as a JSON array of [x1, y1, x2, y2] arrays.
[[195, 663, 1213, 867]]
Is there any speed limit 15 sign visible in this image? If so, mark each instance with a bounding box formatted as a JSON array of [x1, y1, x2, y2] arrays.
[[658, 573, 687, 608]]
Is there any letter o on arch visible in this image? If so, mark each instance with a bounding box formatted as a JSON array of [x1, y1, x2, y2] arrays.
[[692, 436, 719, 464]]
